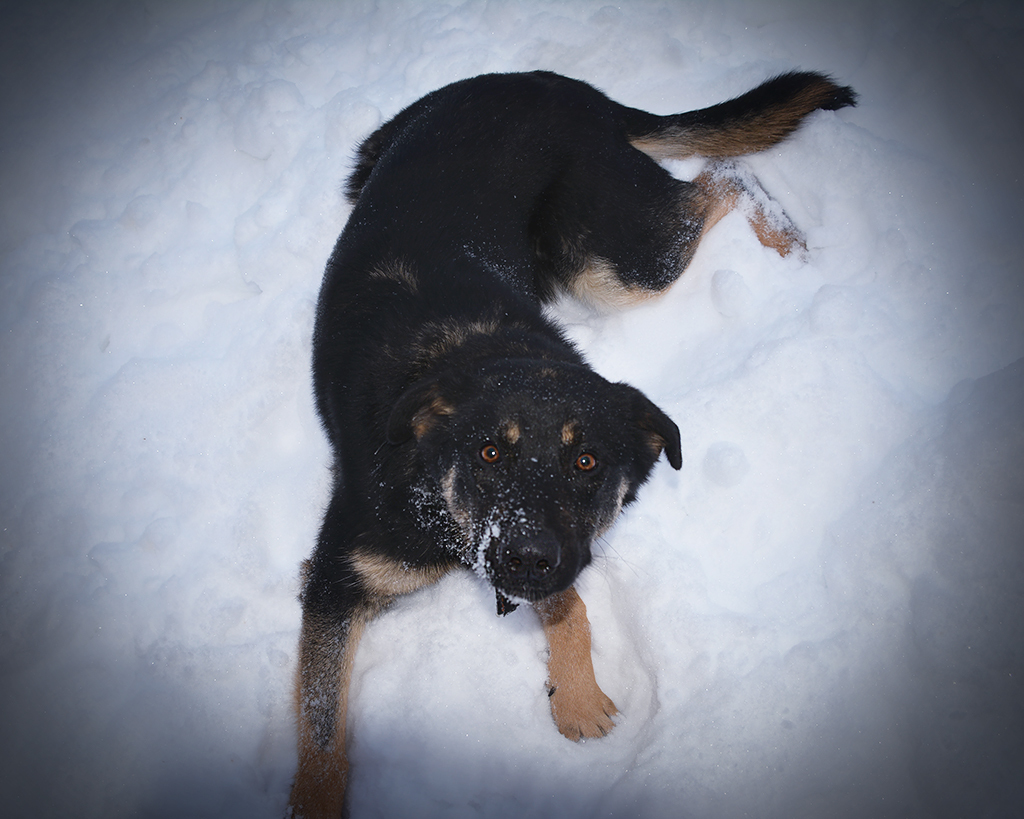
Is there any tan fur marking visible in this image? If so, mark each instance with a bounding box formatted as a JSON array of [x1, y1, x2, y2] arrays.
[[592, 477, 630, 539], [369, 259, 419, 292], [349, 550, 452, 597], [560, 420, 578, 447], [629, 80, 848, 161], [630, 123, 792, 161], [503, 419, 521, 445], [441, 466, 473, 534], [568, 256, 658, 311], [289, 609, 368, 819], [414, 318, 506, 370], [411, 395, 455, 440], [628, 132, 691, 161], [535, 586, 618, 740], [429, 319, 500, 351], [693, 163, 806, 257], [466, 319, 500, 335]]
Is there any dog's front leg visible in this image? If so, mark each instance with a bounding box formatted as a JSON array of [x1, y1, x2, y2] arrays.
[[289, 604, 369, 819], [536, 586, 618, 740]]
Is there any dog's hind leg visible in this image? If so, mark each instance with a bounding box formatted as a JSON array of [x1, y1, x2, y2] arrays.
[[536, 586, 618, 740], [536, 149, 804, 310], [289, 601, 369, 819], [692, 160, 806, 258]]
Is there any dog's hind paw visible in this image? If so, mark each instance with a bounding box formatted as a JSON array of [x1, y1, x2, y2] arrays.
[[750, 203, 807, 260], [549, 680, 618, 740], [697, 161, 808, 260]]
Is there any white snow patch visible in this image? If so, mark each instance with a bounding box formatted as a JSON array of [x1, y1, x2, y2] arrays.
[[1, 1, 1021, 817]]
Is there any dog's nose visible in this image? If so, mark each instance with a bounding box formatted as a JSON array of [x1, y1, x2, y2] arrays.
[[500, 532, 561, 582]]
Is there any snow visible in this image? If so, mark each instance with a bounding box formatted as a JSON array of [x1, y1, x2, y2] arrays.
[[1, 1, 1022, 817]]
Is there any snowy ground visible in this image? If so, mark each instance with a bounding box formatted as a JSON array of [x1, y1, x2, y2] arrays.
[[1, 1, 1022, 817]]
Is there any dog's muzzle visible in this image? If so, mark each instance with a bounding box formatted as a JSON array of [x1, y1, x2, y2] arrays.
[[492, 530, 569, 602]]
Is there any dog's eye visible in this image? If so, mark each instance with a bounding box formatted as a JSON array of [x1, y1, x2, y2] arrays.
[[480, 443, 501, 464], [575, 453, 597, 471]]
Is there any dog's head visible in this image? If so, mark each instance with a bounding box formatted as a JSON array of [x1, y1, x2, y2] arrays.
[[387, 360, 681, 604]]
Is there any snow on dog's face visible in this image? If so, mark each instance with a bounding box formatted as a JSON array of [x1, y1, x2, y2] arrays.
[[388, 360, 681, 603]]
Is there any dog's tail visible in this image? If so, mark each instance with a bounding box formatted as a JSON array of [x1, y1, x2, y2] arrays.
[[625, 71, 857, 161]]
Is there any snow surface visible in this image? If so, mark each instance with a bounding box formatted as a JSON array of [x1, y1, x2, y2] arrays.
[[1, 1, 1022, 817]]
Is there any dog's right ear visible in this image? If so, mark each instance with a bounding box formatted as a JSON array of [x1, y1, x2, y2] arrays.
[[620, 385, 683, 471], [386, 377, 456, 444], [639, 399, 683, 471]]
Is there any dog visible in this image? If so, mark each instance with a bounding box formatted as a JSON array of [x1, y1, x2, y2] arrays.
[[289, 69, 856, 817]]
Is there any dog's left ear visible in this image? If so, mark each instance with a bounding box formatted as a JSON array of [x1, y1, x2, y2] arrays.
[[386, 377, 456, 444], [626, 387, 682, 470]]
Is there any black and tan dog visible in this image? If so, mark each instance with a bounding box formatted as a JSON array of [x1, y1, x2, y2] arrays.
[[289, 70, 855, 817]]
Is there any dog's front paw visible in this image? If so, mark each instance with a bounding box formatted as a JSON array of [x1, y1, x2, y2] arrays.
[[548, 679, 618, 740]]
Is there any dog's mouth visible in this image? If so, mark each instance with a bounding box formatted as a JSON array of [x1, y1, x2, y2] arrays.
[[437, 468, 588, 606], [470, 514, 581, 608]]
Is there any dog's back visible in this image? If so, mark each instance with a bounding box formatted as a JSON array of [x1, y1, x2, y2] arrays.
[[346, 71, 855, 199], [336, 71, 855, 305]]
